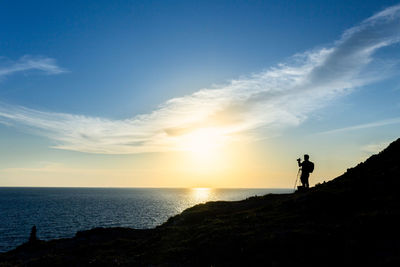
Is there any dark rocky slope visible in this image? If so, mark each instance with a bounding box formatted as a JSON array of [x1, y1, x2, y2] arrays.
[[1, 138, 400, 266]]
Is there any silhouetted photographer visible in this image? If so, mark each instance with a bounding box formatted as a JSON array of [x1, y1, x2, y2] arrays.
[[297, 154, 314, 189]]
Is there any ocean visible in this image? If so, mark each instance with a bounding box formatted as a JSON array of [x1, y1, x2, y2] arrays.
[[0, 187, 291, 252]]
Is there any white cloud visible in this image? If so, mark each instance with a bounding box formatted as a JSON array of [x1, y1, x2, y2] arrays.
[[0, 55, 66, 78], [1, 4, 400, 154]]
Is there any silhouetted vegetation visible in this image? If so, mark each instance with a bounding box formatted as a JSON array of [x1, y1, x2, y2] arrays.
[[28, 226, 37, 244], [1, 138, 400, 266]]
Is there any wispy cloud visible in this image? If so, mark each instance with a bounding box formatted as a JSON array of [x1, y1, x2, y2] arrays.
[[317, 117, 400, 135], [1, 4, 400, 154], [361, 141, 391, 154], [0, 55, 66, 79]]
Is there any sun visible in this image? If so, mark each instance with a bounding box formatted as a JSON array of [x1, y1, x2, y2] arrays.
[[180, 128, 225, 158], [173, 127, 237, 178]]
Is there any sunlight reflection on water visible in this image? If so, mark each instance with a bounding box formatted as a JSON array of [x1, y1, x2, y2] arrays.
[[191, 187, 212, 202]]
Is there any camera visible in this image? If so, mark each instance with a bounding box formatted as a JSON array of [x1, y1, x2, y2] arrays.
[[297, 158, 301, 162]]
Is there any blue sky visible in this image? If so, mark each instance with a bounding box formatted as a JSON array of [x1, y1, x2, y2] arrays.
[[1, 0, 400, 187]]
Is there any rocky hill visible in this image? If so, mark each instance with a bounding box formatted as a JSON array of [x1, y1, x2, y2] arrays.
[[1, 138, 400, 266]]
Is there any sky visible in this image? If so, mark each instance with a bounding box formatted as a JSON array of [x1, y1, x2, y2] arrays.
[[1, 0, 400, 188]]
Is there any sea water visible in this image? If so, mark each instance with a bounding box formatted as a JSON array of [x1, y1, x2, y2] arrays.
[[0, 187, 291, 252]]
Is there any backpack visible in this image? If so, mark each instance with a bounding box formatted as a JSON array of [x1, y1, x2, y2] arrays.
[[303, 161, 314, 173], [309, 161, 314, 173]]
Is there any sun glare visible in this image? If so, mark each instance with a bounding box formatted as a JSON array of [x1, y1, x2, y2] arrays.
[[176, 128, 230, 174], [180, 128, 225, 157]]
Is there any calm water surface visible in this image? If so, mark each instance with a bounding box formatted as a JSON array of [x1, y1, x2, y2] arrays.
[[0, 187, 291, 252]]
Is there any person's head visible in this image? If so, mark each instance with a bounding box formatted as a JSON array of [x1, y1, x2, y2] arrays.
[[304, 154, 309, 161]]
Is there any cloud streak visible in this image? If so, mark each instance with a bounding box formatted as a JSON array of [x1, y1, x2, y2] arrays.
[[0, 55, 66, 79], [317, 117, 400, 135], [1, 4, 400, 154]]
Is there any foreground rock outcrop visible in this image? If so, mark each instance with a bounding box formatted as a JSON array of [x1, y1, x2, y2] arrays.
[[1, 139, 400, 266]]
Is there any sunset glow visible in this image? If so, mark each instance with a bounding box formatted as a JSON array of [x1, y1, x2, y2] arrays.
[[1, 1, 400, 188]]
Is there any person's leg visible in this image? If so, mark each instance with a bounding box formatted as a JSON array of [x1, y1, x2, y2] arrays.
[[300, 175, 306, 187], [304, 174, 310, 188]]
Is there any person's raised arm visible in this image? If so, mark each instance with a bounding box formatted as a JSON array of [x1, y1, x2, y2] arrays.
[[297, 158, 302, 167]]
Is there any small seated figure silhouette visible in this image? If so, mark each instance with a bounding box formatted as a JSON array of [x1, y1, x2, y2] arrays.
[[297, 154, 314, 189], [29, 225, 37, 243]]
